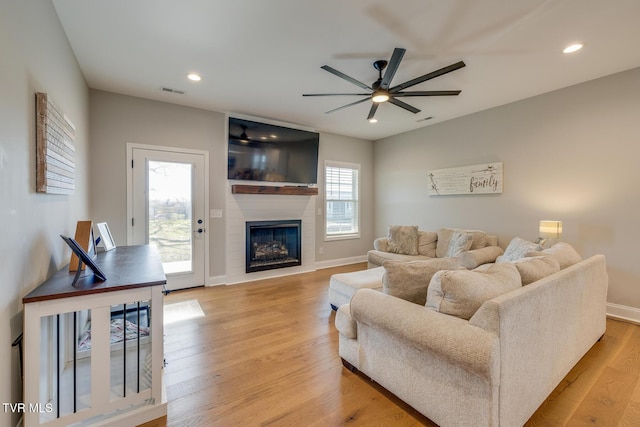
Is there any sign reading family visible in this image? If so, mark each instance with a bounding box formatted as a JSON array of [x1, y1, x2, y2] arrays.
[[428, 162, 503, 196]]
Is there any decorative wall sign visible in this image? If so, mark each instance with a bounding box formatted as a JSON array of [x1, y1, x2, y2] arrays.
[[428, 162, 503, 195], [36, 92, 76, 194]]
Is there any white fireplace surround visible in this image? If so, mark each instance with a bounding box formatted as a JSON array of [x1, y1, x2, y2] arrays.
[[225, 184, 316, 284]]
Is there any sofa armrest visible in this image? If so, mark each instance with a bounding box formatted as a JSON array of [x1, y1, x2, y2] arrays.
[[350, 289, 499, 380], [373, 237, 388, 252], [335, 304, 357, 339], [459, 246, 505, 269]]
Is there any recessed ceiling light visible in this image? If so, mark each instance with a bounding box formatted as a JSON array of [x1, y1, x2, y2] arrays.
[[187, 73, 202, 82], [368, 118, 378, 123], [563, 43, 584, 54]]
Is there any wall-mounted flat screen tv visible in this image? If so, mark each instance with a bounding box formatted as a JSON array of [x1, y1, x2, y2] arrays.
[[228, 117, 319, 185]]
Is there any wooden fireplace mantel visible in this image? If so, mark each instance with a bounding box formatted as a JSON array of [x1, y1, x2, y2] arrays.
[[231, 184, 318, 196]]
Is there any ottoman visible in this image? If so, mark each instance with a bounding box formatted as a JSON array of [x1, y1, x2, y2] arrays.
[[328, 266, 385, 310]]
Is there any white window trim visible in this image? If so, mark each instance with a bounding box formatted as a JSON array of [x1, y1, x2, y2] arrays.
[[324, 160, 361, 241]]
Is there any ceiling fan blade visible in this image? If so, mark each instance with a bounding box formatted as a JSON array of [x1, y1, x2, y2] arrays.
[[388, 98, 421, 114], [380, 47, 406, 89], [389, 61, 466, 93], [303, 93, 371, 97], [321, 65, 372, 91], [367, 103, 379, 120], [393, 90, 461, 97], [325, 97, 370, 114]]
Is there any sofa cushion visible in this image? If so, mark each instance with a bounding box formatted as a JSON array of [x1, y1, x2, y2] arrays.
[[512, 255, 561, 285], [417, 230, 438, 257], [367, 250, 432, 267], [382, 258, 461, 305], [496, 237, 540, 263], [445, 230, 474, 257], [387, 225, 419, 255], [436, 228, 487, 258], [527, 242, 582, 269], [426, 263, 522, 320]]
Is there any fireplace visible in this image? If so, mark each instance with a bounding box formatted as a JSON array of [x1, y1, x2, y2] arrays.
[[246, 220, 302, 273]]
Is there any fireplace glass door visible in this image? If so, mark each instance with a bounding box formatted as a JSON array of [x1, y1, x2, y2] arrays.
[[246, 220, 302, 273]]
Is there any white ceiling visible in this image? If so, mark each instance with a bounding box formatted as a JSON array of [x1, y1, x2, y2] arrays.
[[52, 0, 640, 140]]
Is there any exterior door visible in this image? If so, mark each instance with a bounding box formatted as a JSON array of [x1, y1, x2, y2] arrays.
[[129, 146, 207, 290]]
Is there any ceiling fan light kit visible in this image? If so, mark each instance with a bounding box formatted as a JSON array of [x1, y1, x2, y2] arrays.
[[303, 47, 465, 121]]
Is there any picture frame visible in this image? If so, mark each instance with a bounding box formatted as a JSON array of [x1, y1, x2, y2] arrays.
[[428, 162, 503, 196], [97, 222, 116, 251], [61, 235, 107, 285]]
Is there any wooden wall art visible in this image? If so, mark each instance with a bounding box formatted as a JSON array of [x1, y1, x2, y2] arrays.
[[36, 92, 75, 194], [428, 162, 503, 196]]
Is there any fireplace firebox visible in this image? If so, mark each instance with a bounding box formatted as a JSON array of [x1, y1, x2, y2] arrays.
[[246, 220, 302, 273]]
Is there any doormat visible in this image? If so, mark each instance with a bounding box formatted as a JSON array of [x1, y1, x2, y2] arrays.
[[163, 299, 205, 325]]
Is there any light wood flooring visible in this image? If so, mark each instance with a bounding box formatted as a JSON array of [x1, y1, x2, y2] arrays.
[[141, 263, 640, 426]]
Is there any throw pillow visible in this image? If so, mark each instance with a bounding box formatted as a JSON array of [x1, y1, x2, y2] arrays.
[[386, 225, 419, 255], [436, 228, 487, 258], [445, 230, 473, 257], [426, 263, 522, 320], [417, 231, 438, 257], [496, 237, 540, 263], [512, 255, 560, 285], [527, 242, 582, 269], [382, 258, 461, 305]]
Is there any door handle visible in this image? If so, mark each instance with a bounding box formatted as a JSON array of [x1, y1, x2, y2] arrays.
[[194, 228, 205, 234]]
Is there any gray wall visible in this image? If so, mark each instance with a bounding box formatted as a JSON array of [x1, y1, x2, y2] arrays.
[[0, 1, 90, 424], [316, 132, 375, 264], [374, 67, 640, 309], [89, 90, 228, 277], [89, 91, 374, 280]]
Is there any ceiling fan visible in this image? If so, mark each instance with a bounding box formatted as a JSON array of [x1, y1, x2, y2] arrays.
[[303, 48, 465, 121], [229, 125, 252, 144]]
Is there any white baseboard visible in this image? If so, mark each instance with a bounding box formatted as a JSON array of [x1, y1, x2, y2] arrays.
[[205, 257, 367, 286], [607, 302, 640, 325], [206, 275, 227, 287], [314, 255, 367, 270]]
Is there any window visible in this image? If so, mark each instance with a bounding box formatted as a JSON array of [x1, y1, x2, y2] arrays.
[[325, 161, 360, 240]]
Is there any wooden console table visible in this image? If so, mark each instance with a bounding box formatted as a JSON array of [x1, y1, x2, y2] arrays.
[[23, 245, 167, 427]]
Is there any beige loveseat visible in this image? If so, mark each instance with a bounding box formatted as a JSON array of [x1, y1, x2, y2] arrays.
[[336, 243, 608, 426], [367, 226, 502, 269]]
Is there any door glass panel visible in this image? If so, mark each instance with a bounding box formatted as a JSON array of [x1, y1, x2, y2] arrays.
[[147, 160, 193, 274]]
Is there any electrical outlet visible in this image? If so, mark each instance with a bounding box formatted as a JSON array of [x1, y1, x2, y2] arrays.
[[319, 247, 324, 255], [210, 209, 223, 218]]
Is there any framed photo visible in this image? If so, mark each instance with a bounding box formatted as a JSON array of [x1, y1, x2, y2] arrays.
[[97, 222, 116, 251], [61, 235, 107, 282]]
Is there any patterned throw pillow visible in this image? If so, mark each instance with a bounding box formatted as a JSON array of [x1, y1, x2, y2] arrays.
[[386, 225, 419, 255], [496, 237, 540, 263], [445, 231, 473, 257]]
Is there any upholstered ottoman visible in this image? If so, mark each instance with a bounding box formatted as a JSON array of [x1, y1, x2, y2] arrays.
[[328, 267, 385, 310]]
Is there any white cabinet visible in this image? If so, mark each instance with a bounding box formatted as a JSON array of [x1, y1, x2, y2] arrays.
[[22, 246, 167, 427]]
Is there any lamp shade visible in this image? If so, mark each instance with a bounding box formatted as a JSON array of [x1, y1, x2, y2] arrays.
[[539, 220, 562, 239]]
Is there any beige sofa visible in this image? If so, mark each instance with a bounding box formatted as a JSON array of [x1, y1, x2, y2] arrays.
[[336, 244, 608, 426], [367, 227, 502, 269], [328, 227, 503, 310]]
